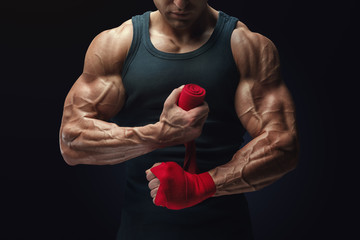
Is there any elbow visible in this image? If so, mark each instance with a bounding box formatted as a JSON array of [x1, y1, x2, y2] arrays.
[[289, 133, 300, 171], [62, 153, 78, 167], [286, 152, 299, 173], [59, 126, 81, 166], [271, 130, 299, 174], [282, 135, 300, 174], [59, 140, 80, 166], [63, 157, 78, 167]]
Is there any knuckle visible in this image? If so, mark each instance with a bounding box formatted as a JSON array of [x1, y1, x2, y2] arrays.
[[203, 101, 209, 110], [146, 172, 153, 181], [149, 178, 160, 190], [153, 162, 162, 167], [195, 129, 202, 138], [163, 100, 171, 109], [151, 188, 158, 198]]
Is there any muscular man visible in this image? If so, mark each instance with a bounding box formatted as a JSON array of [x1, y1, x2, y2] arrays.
[[60, 1, 299, 239]]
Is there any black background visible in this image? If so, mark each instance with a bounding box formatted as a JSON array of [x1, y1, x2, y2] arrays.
[[1, 1, 357, 239]]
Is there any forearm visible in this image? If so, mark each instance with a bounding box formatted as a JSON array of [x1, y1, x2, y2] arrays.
[[60, 84, 208, 166], [208, 130, 298, 196], [60, 117, 163, 166]]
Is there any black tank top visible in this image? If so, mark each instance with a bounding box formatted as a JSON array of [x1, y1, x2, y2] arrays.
[[114, 11, 253, 240]]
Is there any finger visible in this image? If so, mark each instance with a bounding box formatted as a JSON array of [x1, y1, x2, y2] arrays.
[[187, 102, 209, 115], [164, 85, 185, 107], [148, 178, 160, 190], [150, 187, 158, 198], [145, 163, 162, 181], [146, 170, 156, 181], [152, 162, 163, 168], [187, 101, 209, 117]]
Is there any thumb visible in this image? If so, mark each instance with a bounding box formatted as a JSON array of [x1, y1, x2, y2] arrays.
[[163, 85, 185, 107]]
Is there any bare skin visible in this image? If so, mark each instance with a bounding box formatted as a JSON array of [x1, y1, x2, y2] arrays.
[[60, 0, 298, 203]]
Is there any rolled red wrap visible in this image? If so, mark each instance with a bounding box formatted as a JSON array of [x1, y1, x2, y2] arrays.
[[177, 84, 206, 173], [178, 84, 206, 111]]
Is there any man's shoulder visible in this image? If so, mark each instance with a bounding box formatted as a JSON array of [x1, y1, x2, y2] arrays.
[[231, 20, 278, 68], [86, 19, 133, 64], [230, 20, 280, 79], [96, 19, 133, 47], [83, 19, 133, 74], [231, 21, 274, 50]]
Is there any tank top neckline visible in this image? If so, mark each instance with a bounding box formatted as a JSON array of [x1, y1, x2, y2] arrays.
[[143, 11, 226, 60]]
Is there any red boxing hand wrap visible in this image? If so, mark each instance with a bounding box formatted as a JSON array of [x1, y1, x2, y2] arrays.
[[178, 84, 206, 111], [178, 84, 206, 173], [151, 162, 216, 210]]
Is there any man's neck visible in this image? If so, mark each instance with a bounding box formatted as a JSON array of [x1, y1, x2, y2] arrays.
[[151, 6, 218, 45]]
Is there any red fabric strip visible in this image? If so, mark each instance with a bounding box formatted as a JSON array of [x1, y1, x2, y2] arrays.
[[178, 84, 206, 173]]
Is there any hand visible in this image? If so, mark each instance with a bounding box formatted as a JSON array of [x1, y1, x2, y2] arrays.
[[145, 162, 216, 210], [146, 163, 162, 205], [157, 86, 209, 146]]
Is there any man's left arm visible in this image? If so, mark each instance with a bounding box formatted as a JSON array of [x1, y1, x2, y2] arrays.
[[208, 28, 299, 196]]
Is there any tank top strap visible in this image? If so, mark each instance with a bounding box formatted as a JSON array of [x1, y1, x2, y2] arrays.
[[122, 12, 151, 79], [219, 11, 239, 45], [122, 11, 239, 77]]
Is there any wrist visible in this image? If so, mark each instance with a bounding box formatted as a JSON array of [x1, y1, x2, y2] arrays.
[[152, 121, 170, 147], [151, 120, 182, 147], [207, 169, 221, 197], [131, 122, 164, 150], [197, 171, 216, 198]]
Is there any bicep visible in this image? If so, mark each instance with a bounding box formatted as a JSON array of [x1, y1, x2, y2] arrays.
[[232, 30, 296, 137], [235, 80, 296, 138], [63, 27, 131, 122], [64, 73, 125, 121]]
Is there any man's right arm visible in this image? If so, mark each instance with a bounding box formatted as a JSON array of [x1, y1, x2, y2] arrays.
[[59, 22, 209, 166]]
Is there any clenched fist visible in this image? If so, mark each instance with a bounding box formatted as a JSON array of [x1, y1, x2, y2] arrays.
[[156, 86, 209, 147], [145, 162, 216, 210]]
